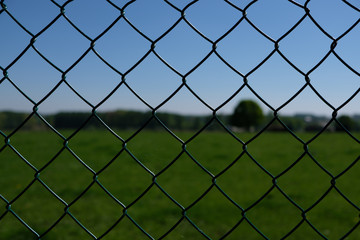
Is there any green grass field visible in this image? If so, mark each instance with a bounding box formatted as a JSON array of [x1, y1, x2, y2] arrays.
[[1, 129, 360, 239]]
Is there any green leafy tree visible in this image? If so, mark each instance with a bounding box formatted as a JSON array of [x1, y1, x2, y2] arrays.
[[230, 100, 264, 131]]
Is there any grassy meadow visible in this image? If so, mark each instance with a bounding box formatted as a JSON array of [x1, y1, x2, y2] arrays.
[[0, 128, 360, 239]]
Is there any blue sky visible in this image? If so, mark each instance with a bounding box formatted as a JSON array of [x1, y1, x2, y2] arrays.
[[0, 0, 360, 116]]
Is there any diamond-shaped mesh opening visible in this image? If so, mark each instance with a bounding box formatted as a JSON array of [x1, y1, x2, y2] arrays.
[[308, 131, 360, 175], [159, 217, 209, 240], [125, 53, 182, 107], [307, 0, 360, 37], [98, 150, 152, 206], [9, 180, 65, 234], [338, 94, 360, 127], [39, 149, 94, 203], [10, 121, 63, 169], [64, 0, 119, 39], [247, 53, 305, 108], [282, 221, 324, 240], [155, 20, 210, 73], [0, 212, 38, 240], [278, 154, 331, 209], [8, 49, 61, 103], [227, 0, 256, 11], [126, 185, 182, 239], [221, 220, 272, 240], [96, 86, 149, 116], [307, 189, 360, 239], [334, 159, 360, 205], [245, 188, 302, 239], [99, 216, 154, 240], [156, 153, 211, 206], [0, 112, 36, 136], [67, 183, 124, 237], [186, 187, 242, 239], [223, 88, 268, 121], [184, 0, 240, 40], [0, 13, 30, 67], [335, 22, 360, 73], [280, 86, 334, 117], [125, 118, 182, 173], [0, 146, 35, 200], [1, 0, 360, 238], [279, 17, 332, 72], [33, 17, 89, 70], [37, 82, 91, 113], [246, 129, 304, 175], [186, 126, 243, 174], [216, 153, 273, 209], [94, 19, 150, 74], [309, 54, 360, 108], [216, 20, 273, 74], [125, 0, 179, 40], [4, 0, 58, 34], [246, 0, 304, 40], [186, 55, 243, 109], [65, 52, 122, 105], [0, 80, 33, 117], [159, 87, 211, 116], [42, 214, 94, 240], [68, 125, 123, 172]]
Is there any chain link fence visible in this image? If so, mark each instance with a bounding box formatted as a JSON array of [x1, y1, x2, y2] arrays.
[[1, 0, 360, 239]]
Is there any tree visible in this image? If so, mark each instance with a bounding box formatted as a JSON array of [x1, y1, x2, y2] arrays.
[[230, 100, 264, 131], [335, 115, 354, 131]]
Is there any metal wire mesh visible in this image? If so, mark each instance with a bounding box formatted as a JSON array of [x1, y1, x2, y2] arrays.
[[1, 0, 360, 239]]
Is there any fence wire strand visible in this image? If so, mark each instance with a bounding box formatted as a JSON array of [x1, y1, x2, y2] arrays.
[[1, 0, 360, 239]]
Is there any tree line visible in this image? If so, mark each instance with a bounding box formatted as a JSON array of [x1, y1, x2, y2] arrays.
[[0, 110, 226, 132], [1, 100, 360, 132]]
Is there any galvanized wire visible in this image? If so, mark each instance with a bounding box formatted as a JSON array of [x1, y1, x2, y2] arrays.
[[1, 0, 360, 239]]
